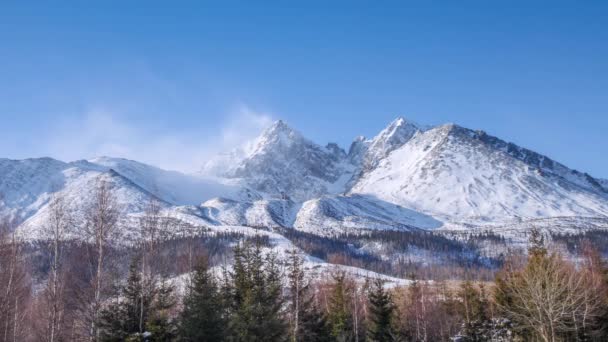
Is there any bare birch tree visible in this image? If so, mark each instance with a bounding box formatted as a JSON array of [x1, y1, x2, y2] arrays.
[[137, 196, 164, 334], [80, 180, 120, 341], [38, 194, 73, 342], [0, 215, 30, 342]]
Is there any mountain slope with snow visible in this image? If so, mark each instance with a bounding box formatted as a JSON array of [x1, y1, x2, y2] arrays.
[[0, 157, 70, 220], [294, 194, 442, 235], [89, 157, 249, 204], [358, 117, 421, 173], [351, 124, 608, 224], [2, 117, 608, 242], [1, 157, 254, 241]]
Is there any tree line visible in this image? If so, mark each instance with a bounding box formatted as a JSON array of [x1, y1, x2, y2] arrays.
[[279, 228, 504, 281]]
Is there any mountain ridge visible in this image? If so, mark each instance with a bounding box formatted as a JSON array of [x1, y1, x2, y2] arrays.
[[1, 117, 607, 241]]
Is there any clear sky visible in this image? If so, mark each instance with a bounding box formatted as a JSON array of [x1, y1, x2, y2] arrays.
[[1, 1, 607, 176]]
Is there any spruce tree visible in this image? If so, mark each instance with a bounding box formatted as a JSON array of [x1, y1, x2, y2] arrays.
[[528, 228, 546, 259], [178, 257, 225, 341], [146, 278, 177, 341], [456, 280, 490, 341], [99, 256, 153, 341], [327, 272, 353, 342], [227, 240, 287, 341], [287, 249, 331, 342], [367, 278, 395, 342]]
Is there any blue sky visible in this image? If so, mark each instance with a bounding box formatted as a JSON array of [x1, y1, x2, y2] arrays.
[[1, 1, 607, 176]]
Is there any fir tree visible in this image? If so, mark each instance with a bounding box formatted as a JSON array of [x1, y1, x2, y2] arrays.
[[456, 280, 490, 342], [146, 278, 177, 341], [99, 256, 176, 342], [287, 250, 331, 342], [99, 256, 153, 341], [178, 257, 225, 341], [227, 241, 287, 341], [367, 278, 395, 342], [327, 272, 353, 342], [528, 228, 546, 259]]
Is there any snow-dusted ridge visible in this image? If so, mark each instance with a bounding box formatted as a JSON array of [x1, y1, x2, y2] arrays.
[[203, 120, 357, 202], [2, 117, 608, 243], [351, 123, 608, 225]]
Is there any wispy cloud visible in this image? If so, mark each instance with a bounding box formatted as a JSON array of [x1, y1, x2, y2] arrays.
[[44, 105, 274, 172]]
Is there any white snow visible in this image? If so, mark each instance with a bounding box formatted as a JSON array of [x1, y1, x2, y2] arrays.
[[294, 194, 442, 235], [351, 124, 608, 225]]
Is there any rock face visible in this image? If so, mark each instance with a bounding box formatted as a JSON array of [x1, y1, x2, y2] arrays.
[[2, 117, 608, 241]]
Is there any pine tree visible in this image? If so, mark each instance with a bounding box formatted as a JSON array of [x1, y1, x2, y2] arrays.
[[146, 278, 177, 341], [99, 256, 176, 342], [178, 257, 225, 341], [99, 256, 153, 341], [367, 278, 395, 342], [327, 272, 353, 342], [227, 240, 287, 341], [456, 280, 490, 341], [528, 227, 546, 259], [287, 249, 331, 342]]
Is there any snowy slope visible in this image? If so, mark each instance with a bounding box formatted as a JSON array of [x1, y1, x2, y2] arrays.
[[0, 158, 70, 220], [2, 157, 252, 241], [294, 194, 442, 235], [344, 117, 423, 189], [16, 167, 161, 240], [89, 157, 249, 204], [351, 124, 608, 223], [358, 117, 422, 172], [196, 197, 299, 228], [0, 157, 248, 221]]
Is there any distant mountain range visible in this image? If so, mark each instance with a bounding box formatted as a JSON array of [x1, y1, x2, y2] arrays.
[[1, 118, 607, 241]]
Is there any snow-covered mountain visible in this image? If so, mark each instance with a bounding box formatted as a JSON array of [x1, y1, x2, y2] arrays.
[[350, 124, 608, 224], [2, 117, 608, 242], [202, 120, 356, 202], [0, 156, 251, 240]]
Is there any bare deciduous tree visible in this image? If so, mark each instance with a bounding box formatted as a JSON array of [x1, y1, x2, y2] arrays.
[[0, 215, 30, 342], [495, 251, 605, 342], [38, 194, 73, 342], [80, 180, 121, 341], [137, 196, 164, 334]]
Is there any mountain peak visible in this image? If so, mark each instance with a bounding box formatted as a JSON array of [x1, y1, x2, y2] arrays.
[[388, 116, 424, 130], [390, 116, 406, 126], [359, 117, 421, 170], [263, 119, 296, 136], [252, 120, 304, 154]]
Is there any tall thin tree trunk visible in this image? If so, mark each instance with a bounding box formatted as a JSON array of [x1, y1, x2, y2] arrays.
[[293, 273, 299, 342], [92, 237, 104, 341], [50, 230, 60, 342], [13, 296, 18, 342], [140, 254, 145, 334], [353, 286, 359, 342]]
